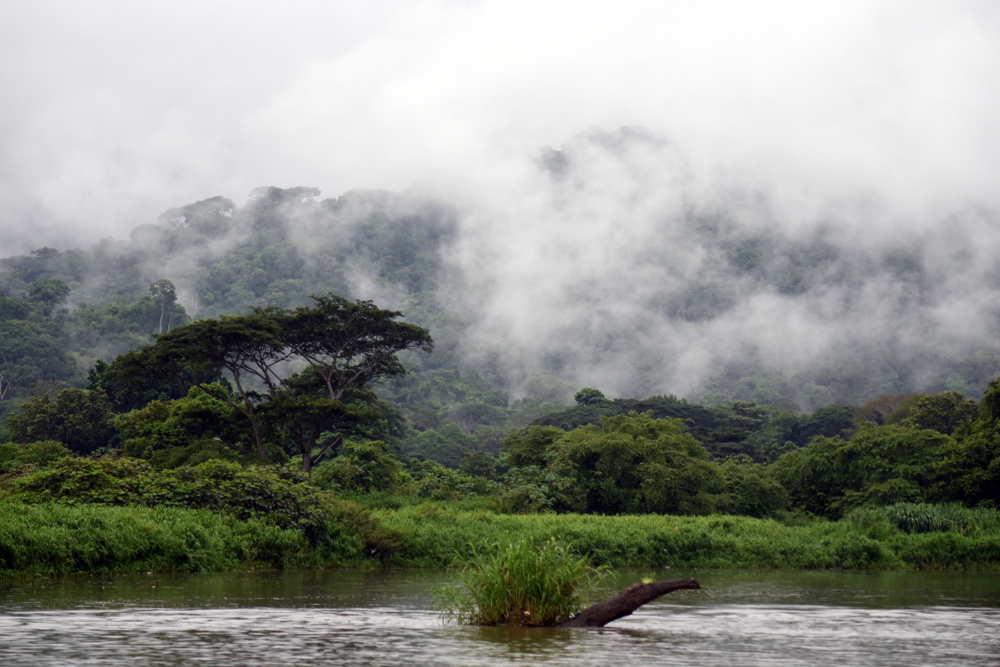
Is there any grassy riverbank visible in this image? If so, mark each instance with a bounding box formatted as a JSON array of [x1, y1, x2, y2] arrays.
[[376, 504, 1000, 571], [0, 503, 365, 577], [2, 501, 999, 577]]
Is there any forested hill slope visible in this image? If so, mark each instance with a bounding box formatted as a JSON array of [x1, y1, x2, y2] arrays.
[[3, 128, 1000, 421], [0, 187, 461, 374]]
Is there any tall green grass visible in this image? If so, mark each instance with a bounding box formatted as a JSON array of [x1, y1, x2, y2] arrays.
[[5, 499, 999, 577], [848, 502, 1000, 537], [434, 538, 610, 626], [377, 504, 1000, 570], [0, 503, 365, 577]]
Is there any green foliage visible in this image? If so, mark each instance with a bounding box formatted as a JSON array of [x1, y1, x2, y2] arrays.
[[9, 458, 339, 546], [502, 415, 770, 516], [0, 503, 320, 576], [0, 441, 71, 474], [494, 466, 571, 514], [853, 393, 918, 426], [116, 293, 431, 470], [545, 412, 722, 515], [979, 377, 1000, 422], [7, 389, 115, 454], [848, 503, 1000, 536], [411, 460, 498, 501], [716, 455, 789, 518], [574, 387, 607, 406], [378, 369, 525, 453], [905, 391, 977, 435], [434, 538, 609, 626], [380, 506, 1000, 570], [771, 424, 952, 517], [311, 440, 405, 494], [323, 498, 406, 560], [27, 278, 71, 313], [534, 395, 850, 462], [937, 418, 1000, 505], [502, 425, 564, 468], [87, 350, 218, 413], [404, 423, 480, 468], [115, 384, 250, 466], [0, 319, 77, 401], [459, 451, 499, 480]]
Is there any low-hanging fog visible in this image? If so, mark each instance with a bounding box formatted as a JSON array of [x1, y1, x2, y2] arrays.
[[2, 1, 1000, 407]]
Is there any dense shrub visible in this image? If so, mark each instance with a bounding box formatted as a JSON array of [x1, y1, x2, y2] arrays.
[[771, 424, 951, 517], [114, 384, 260, 468], [312, 440, 405, 494], [410, 460, 498, 500], [508, 413, 723, 515], [0, 441, 71, 474], [11, 457, 339, 545]]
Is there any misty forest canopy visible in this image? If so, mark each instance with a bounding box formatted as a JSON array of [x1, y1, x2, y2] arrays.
[[2, 127, 1000, 470]]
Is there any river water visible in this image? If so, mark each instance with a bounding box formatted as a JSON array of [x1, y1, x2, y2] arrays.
[[1, 568, 998, 666]]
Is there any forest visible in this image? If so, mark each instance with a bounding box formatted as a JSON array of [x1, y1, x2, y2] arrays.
[[1, 179, 999, 576]]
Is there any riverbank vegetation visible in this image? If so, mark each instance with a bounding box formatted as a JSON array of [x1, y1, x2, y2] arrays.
[[3, 184, 1000, 577], [434, 538, 609, 626], [0, 358, 1000, 575]]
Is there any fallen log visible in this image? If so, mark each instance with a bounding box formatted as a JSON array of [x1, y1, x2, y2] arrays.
[[557, 578, 701, 628]]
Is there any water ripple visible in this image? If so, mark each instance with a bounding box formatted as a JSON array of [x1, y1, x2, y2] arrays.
[[2, 603, 999, 667]]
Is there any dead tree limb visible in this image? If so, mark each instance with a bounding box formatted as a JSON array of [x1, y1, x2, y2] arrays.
[[557, 578, 701, 628]]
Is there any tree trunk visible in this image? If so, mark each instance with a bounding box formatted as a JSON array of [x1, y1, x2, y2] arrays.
[[557, 578, 700, 628]]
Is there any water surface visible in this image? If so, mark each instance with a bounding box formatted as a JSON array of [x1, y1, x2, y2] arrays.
[[1, 568, 997, 666]]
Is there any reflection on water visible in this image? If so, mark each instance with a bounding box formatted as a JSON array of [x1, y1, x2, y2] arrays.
[[0, 569, 998, 666]]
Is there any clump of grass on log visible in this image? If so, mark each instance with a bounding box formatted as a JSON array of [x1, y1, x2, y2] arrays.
[[434, 538, 611, 626]]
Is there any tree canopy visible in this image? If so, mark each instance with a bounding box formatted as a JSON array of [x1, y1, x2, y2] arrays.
[[113, 294, 432, 471]]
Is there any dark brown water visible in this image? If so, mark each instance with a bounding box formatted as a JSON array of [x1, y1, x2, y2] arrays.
[[0, 568, 997, 666]]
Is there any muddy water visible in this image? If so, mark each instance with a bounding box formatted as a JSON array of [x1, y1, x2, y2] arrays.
[[0, 568, 997, 666]]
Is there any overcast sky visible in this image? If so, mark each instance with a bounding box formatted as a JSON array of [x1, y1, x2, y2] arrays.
[[1, 0, 999, 255]]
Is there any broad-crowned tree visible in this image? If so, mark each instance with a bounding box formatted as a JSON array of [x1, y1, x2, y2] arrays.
[[112, 293, 431, 471]]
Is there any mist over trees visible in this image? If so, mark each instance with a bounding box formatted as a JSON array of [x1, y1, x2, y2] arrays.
[[2, 129, 999, 418], [1, 139, 1000, 535]]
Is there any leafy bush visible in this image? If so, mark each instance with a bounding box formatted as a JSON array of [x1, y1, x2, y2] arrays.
[[11, 457, 338, 545], [410, 460, 498, 501], [326, 498, 405, 560], [434, 538, 609, 626], [903, 392, 977, 435], [0, 441, 71, 474], [545, 412, 722, 515], [311, 440, 405, 494], [114, 384, 255, 468]]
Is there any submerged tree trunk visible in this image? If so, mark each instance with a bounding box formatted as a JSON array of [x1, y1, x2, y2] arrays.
[[557, 578, 701, 628]]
